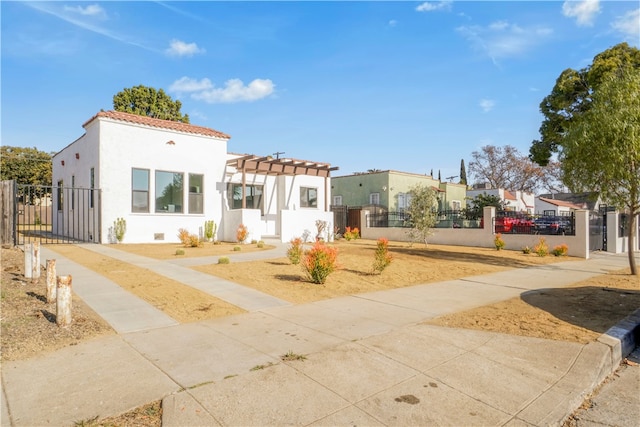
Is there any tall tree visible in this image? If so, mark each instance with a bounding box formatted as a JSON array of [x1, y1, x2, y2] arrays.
[[1, 146, 53, 202], [459, 159, 467, 185], [469, 145, 551, 193], [530, 43, 640, 166], [560, 69, 640, 275], [406, 185, 438, 245], [113, 85, 190, 123]]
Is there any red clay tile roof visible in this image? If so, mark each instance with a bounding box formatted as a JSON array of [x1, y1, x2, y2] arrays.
[[83, 110, 230, 139], [538, 197, 585, 209], [504, 190, 517, 200]]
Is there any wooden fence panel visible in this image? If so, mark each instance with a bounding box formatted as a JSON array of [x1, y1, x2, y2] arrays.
[[1, 180, 15, 247]]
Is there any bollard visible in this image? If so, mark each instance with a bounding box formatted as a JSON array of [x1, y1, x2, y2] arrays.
[[56, 275, 72, 327], [24, 242, 41, 281], [46, 259, 57, 303]]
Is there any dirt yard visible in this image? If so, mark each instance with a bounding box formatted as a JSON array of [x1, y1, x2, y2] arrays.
[[2, 240, 638, 426]]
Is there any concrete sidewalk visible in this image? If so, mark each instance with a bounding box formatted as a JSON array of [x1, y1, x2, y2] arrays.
[[1, 248, 639, 426]]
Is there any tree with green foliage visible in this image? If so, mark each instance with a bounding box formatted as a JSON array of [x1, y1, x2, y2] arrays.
[[459, 159, 467, 185], [405, 184, 438, 245], [463, 193, 505, 220], [1, 146, 52, 202], [113, 85, 190, 123], [560, 69, 640, 275], [530, 42, 640, 166]]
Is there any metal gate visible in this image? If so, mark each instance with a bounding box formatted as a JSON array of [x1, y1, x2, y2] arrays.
[[589, 205, 613, 252], [8, 182, 101, 245]]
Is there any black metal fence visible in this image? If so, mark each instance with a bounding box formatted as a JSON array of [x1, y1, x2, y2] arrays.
[[14, 183, 101, 245], [493, 211, 575, 236], [366, 209, 577, 235], [367, 210, 482, 229]]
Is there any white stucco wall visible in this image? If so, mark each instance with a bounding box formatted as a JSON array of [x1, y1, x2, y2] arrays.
[[54, 117, 229, 244], [361, 207, 591, 258]]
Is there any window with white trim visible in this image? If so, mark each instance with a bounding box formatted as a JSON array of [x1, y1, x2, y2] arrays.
[[228, 183, 264, 214], [132, 168, 149, 213], [332, 195, 343, 206], [300, 187, 318, 208], [155, 170, 184, 213], [451, 200, 461, 211], [188, 174, 204, 214], [370, 192, 380, 205]]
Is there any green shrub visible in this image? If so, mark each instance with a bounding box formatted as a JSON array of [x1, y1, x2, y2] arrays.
[[204, 220, 217, 242], [534, 237, 549, 257], [522, 246, 531, 254], [233, 246, 241, 251], [372, 237, 393, 274], [257, 241, 265, 248], [175, 249, 185, 256], [302, 242, 338, 284], [494, 233, 505, 251], [552, 244, 568, 256], [343, 226, 360, 241], [114, 217, 127, 243], [287, 237, 304, 265], [218, 256, 230, 264]]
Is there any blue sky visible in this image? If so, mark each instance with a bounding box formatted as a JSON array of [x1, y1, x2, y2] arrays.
[[2, 1, 639, 179]]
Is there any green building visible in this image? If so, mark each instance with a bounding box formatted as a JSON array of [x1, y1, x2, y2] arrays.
[[331, 170, 467, 212]]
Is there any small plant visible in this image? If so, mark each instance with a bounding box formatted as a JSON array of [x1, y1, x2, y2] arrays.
[[522, 246, 531, 254], [315, 219, 328, 241], [257, 240, 265, 248], [552, 243, 569, 257], [204, 220, 217, 242], [280, 351, 307, 362], [494, 233, 506, 251], [372, 237, 393, 274], [218, 256, 230, 264], [178, 228, 200, 247], [534, 237, 549, 257], [343, 226, 360, 241], [236, 223, 248, 243], [114, 217, 126, 243], [250, 362, 274, 371], [287, 237, 304, 265], [178, 228, 191, 246], [233, 246, 242, 251], [302, 241, 338, 284], [175, 249, 185, 256]]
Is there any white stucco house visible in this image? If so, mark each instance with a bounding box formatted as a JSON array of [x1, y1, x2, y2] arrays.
[[51, 110, 337, 244], [467, 185, 535, 213], [535, 197, 585, 216]]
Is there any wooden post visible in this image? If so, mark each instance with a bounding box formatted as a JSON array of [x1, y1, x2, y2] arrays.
[[24, 242, 41, 280], [46, 259, 57, 303], [56, 275, 72, 327], [0, 180, 15, 247]]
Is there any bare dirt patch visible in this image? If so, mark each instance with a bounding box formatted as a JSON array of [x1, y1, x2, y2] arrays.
[[1, 247, 113, 362], [47, 245, 245, 323], [111, 241, 274, 260], [193, 239, 579, 304]]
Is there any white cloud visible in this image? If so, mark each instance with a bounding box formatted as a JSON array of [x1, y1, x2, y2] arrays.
[[170, 77, 275, 103], [169, 77, 213, 93], [611, 8, 640, 40], [416, 1, 452, 13], [562, 0, 600, 27], [479, 99, 495, 113], [457, 21, 553, 64], [388, 20, 398, 27], [165, 39, 205, 57], [63, 4, 106, 19]]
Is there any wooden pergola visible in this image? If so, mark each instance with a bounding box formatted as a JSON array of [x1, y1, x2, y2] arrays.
[[226, 155, 339, 209]]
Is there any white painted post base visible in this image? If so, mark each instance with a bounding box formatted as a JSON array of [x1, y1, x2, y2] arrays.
[[56, 275, 72, 327]]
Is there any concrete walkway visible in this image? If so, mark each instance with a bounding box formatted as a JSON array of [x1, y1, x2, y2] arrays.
[[1, 246, 639, 426]]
